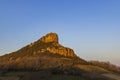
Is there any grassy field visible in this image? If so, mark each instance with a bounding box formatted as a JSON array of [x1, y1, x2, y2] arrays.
[[50, 75, 86, 80], [0, 71, 115, 80], [0, 71, 87, 80]]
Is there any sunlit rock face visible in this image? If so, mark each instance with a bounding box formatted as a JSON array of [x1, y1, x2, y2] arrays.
[[40, 32, 58, 43], [46, 46, 75, 57], [39, 32, 76, 57]]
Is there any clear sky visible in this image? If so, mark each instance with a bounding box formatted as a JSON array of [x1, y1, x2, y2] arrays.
[[0, 0, 120, 66]]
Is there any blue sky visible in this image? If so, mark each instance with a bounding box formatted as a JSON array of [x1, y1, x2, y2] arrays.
[[0, 0, 120, 66]]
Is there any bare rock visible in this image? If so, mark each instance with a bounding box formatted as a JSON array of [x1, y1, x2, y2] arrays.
[[38, 32, 76, 57], [40, 32, 58, 43]]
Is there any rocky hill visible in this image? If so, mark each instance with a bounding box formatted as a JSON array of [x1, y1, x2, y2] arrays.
[[0, 32, 87, 70], [0, 32, 120, 80]]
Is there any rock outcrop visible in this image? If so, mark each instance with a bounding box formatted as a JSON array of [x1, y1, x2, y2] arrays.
[[40, 33, 58, 43], [46, 47, 75, 57], [39, 32, 76, 57]]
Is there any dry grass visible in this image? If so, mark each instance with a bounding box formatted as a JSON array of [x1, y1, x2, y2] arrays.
[[0, 76, 19, 80], [75, 64, 108, 73], [103, 73, 120, 80]]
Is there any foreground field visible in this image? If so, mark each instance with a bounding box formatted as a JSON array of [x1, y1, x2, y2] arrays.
[[0, 70, 116, 80], [0, 76, 19, 80], [0, 71, 86, 80]]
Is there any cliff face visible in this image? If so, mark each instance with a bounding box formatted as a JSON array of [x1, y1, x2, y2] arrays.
[[40, 33, 58, 43], [39, 32, 76, 57]]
